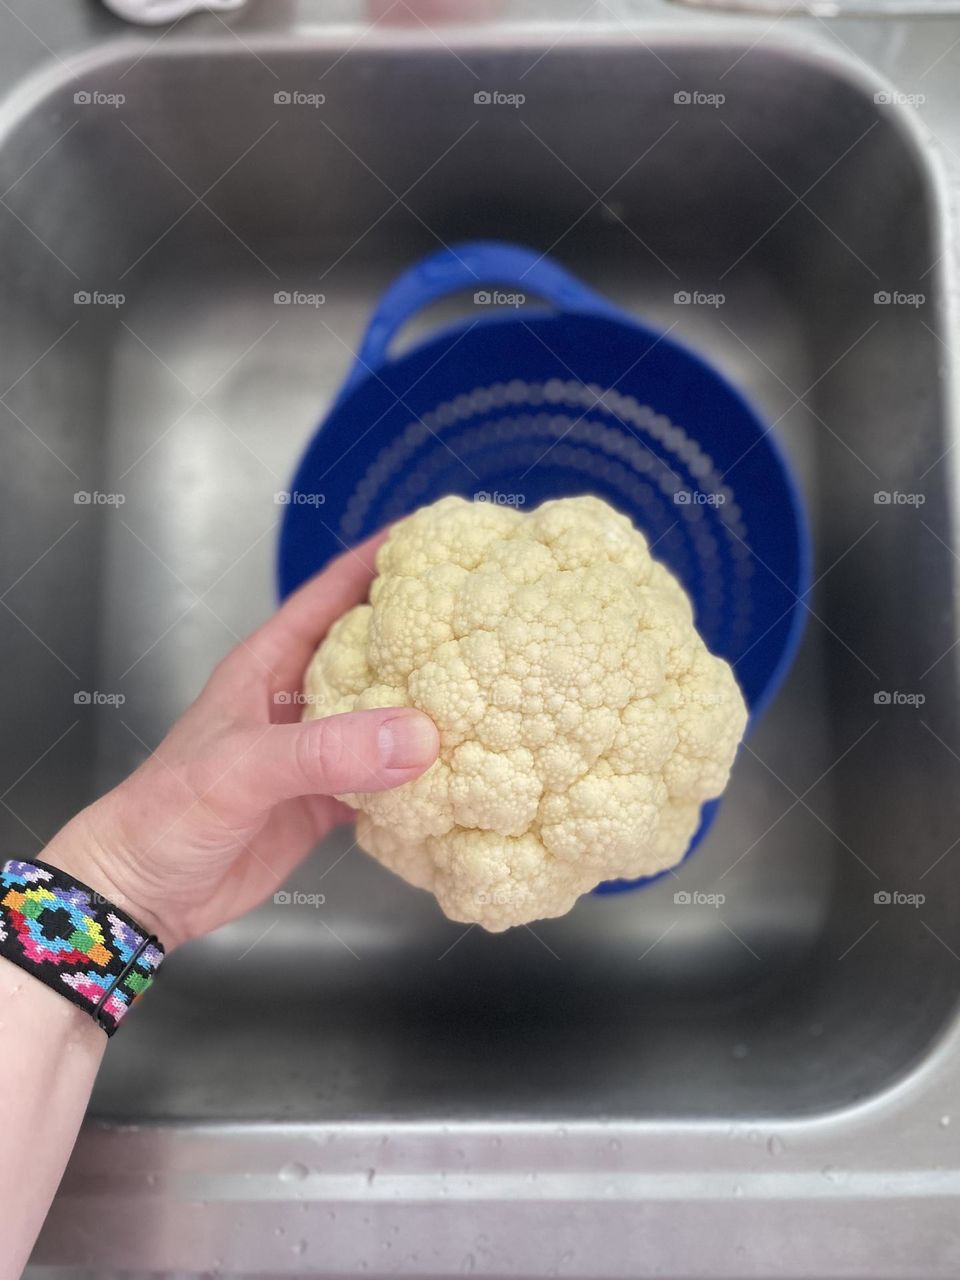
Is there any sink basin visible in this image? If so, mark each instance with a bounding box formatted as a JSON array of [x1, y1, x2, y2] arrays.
[[3, 18, 958, 1277]]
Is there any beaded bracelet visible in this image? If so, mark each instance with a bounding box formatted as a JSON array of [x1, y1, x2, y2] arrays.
[[0, 859, 164, 1036]]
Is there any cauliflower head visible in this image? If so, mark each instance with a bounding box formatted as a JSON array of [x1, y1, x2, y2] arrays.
[[302, 495, 747, 930]]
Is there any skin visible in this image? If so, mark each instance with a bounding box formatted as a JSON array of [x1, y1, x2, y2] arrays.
[[0, 532, 439, 1276]]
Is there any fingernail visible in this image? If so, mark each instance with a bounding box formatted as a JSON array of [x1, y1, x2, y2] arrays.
[[378, 711, 438, 770]]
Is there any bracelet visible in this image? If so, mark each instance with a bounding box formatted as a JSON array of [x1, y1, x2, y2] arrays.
[[0, 859, 164, 1036]]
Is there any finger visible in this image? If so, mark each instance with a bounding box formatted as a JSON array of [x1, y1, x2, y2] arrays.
[[254, 527, 388, 681], [215, 527, 390, 696], [210, 707, 438, 819]]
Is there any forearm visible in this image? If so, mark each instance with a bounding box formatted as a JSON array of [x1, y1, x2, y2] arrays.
[[0, 532, 435, 1274], [0, 952, 105, 1276], [0, 817, 150, 1276]]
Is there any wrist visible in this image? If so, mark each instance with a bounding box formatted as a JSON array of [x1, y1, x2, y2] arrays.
[[40, 790, 173, 952], [0, 847, 167, 1035]]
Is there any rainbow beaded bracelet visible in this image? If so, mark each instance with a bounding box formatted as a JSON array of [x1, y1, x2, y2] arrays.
[[0, 859, 163, 1035]]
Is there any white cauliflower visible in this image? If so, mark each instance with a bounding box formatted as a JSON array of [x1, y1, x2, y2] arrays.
[[302, 495, 747, 930]]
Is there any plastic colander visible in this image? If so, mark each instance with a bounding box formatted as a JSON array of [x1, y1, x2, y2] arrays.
[[277, 241, 811, 893]]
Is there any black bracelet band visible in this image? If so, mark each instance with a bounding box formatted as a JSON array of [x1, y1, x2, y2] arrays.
[[0, 859, 164, 1036]]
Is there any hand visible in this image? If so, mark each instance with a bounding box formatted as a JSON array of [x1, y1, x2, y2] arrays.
[[41, 533, 439, 951]]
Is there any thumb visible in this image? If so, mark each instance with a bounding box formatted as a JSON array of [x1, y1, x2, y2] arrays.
[[221, 708, 439, 815]]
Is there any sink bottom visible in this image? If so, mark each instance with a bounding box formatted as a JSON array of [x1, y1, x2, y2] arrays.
[[0, 36, 954, 1130]]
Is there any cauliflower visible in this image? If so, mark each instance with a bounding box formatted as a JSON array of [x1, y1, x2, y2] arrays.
[[302, 495, 747, 930]]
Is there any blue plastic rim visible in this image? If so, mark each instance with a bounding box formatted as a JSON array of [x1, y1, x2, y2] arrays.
[[278, 241, 812, 893]]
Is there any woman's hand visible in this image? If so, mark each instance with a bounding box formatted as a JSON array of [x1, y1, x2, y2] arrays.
[[0, 533, 437, 1272], [41, 532, 439, 951]]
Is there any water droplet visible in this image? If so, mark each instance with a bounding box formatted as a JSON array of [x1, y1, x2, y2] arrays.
[[941, 1114, 952, 1128], [279, 1161, 309, 1182], [461, 1254, 476, 1274], [767, 1135, 784, 1156], [822, 1166, 845, 1184], [366, 1168, 376, 1185], [608, 1138, 621, 1152], [733, 1184, 744, 1197], [291, 1240, 307, 1256], [274, 1225, 286, 1237], [747, 1129, 761, 1143]]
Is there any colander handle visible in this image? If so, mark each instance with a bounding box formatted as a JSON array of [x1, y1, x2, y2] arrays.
[[341, 241, 621, 399]]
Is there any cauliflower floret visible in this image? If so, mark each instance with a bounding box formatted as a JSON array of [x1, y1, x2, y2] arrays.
[[302, 495, 747, 930]]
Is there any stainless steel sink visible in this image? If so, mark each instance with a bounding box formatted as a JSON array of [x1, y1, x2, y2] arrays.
[[4, 3, 960, 1275]]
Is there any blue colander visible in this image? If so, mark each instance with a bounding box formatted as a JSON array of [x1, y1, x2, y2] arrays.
[[278, 241, 811, 893]]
